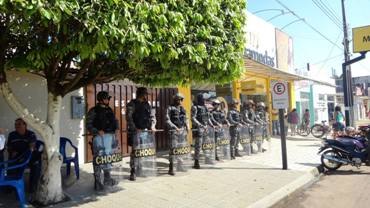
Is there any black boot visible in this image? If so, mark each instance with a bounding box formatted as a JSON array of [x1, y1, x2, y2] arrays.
[[93, 165, 104, 191], [104, 171, 118, 186], [235, 150, 242, 157], [193, 159, 200, 169], [129, 168, 136, 181], [95, 180, 104, 191], [230, 149, 235, 160], [168, 162, 175, 176]]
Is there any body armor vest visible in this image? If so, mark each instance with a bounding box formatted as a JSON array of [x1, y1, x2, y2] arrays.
[[132, 100, 151, 129], [195, 105, 209, 125], [92, 105, 117, 133], [168, 105, 187, 128], [212, 110, 226, 123], [247, 109, 256, 121], [229, 109, 241, 123]]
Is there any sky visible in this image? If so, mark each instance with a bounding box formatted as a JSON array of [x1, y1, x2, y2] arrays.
[[248, 0, 370, 79]]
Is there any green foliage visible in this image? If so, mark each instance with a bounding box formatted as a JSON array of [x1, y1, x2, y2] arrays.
[[0, 0, 246, 91]]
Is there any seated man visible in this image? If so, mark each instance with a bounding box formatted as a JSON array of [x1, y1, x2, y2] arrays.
[[7, 118, 41, 195]]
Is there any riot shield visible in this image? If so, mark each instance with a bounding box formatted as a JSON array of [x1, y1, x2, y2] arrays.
[[255, 124, 264, 153], [200, 126, 216, 164], [133, 131, 157, 177], [169, 129, 192, 172], [240, 125, 251, 156], [92, 134, 123, 189], [216, 126, 231, 160]]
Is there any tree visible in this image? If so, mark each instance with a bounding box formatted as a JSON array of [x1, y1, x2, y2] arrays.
[[0, 0, 245, 205]]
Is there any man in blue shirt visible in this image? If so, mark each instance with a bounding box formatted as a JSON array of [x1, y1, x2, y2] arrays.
[[7, 118, 40, 195]]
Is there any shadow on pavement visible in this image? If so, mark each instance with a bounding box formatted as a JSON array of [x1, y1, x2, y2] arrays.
[[0, 166, 112, 208], [297, 144, 321, 147], [324, 169, 370, 175]]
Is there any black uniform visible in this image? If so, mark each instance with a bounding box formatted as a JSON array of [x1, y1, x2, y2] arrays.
[[126, 98, 156, 173], [211, 109, 229, 159], [166, 104, 189, 173], [191, 94, 214, 167], [228, 108, 242, 157], [87, 104, 118, 189]]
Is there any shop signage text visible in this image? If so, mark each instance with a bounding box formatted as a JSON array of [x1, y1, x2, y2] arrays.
[[245, 49, 275, 68], [353, 25, 370, 53]]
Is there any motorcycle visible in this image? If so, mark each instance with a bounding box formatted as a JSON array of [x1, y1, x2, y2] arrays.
[[318, 125, 370, 171]]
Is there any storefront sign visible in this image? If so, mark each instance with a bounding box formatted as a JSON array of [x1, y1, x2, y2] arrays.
[[275, 29, 294, 72], [271, 80, 289, 109], [244, 49, 275, 67], [353, 25, 370, 53], [245, 12, 277, 68]]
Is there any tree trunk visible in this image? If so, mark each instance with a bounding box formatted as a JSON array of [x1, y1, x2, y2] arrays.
[[34, 93, 65, 204], [0, 83, 65, 205]]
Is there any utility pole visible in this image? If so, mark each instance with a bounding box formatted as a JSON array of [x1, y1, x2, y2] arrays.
[[341, 0, 353, 126]]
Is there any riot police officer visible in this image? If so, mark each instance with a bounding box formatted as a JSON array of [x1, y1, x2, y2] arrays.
[[191, 93, 213, 169], [166, 93, 189, 175], [241, 101, 256, 126], [228, 99, 245, 159], [256, 102, 268, 133], [126, 87, 156, 181], [211, 99, 230, 161], [87, 91, 118, 190]]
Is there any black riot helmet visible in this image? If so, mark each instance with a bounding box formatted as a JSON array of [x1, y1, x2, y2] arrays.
[[174, 93, 185, 101], [137, 87, 148, 97], [196, 93, 210, 105], [97, 91, 111, 101]]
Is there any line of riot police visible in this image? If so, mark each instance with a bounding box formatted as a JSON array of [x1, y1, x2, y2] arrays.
[[87, 88, 270, 190]]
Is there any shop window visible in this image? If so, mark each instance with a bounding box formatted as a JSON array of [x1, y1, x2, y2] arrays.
[[318, 94, 326, 101], [327, 95, 334, 102], [300, 92, 310, 100]]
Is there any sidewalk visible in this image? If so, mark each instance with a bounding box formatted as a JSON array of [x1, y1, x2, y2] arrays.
[[0, 135, 323, 208]]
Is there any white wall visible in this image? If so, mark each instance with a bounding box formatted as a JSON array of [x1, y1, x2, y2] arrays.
[[312, 83, 336, 123], [0, 71, 86, 163]]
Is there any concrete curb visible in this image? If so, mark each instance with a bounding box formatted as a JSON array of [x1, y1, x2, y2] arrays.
[[248, 165, 323, 208]]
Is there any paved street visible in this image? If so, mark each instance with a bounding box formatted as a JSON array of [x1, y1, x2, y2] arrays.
[[0, 135, 322, 208], [273, 166, 370, 208]]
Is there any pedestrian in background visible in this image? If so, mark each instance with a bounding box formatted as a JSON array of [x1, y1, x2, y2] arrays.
[[302, 109, 310, 131], [288, 109, 299, 136], [271, 109, 280, 136], [333, 106, 345, 137]]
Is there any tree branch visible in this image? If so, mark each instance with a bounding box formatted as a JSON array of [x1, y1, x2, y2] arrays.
[[60, 60, 91, 96], [0, 81, 52, 138]]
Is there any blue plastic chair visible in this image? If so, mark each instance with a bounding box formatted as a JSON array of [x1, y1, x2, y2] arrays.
[[59, 137, 79, 179], [0, 150, 32, 208]]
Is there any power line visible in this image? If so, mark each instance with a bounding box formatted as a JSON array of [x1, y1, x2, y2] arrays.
[[296, 54, 343, 70], [318, 0, 342, 25], [275, 0, 343, 51], [311, 0, 343, 30], [313, 32, 343, 77]]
